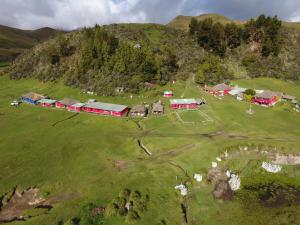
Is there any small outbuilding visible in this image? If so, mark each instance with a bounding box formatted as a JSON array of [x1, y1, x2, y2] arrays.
[[152, 102, 164, 115], [38, 99, 57, 108], [170, 99, 205, 110], [130, 105, 147, 117], [68, 103, 86, 112], [282, 94, 296, 102], [21, 92, 47, 105], [163, 91, 173, 98], [236, 93, 244, 101], [56, 98, 80, 109]]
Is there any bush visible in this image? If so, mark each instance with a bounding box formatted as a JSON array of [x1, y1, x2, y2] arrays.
[[244, 89, 256, 96], [105, 203, 119, 217], [119, 188, 131, 199], [126, 210, 140, 224]]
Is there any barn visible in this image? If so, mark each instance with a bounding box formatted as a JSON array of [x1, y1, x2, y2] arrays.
[[21, 92, 46, 105], [253, 90, 279, 106], [38, 99, 57, 108], [130, 105, 147, 117], [163, 91, 173, 98], [56, 98, 80, 109], [152, 102, 164, 115], [82, 102, 128, 117], [68, 103, 86, 112], [205, 83, 232, 96], [170, 99, 205, 110]]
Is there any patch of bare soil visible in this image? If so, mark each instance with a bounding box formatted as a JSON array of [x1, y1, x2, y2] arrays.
[[0, 187, 46, 222], [111, 159, 129, 171], [270, 153, 300, 165], [0, 187, 78, 223], [243, 183, 300, 208], [207, 168, 233, 200]]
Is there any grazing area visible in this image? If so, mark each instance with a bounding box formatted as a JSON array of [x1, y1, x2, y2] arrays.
[[0, 75, 300, 225]]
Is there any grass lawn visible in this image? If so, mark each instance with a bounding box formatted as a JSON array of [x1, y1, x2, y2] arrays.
[[0, 76, 300, 225]]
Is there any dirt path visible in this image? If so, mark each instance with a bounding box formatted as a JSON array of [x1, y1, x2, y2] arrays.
[[137, 139, 152, 156]]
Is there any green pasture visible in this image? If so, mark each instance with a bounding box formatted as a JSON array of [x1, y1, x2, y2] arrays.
[[0, 76, 300, 225]]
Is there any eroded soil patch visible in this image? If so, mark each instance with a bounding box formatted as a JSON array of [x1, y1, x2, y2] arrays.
[[243, 182, 300, 207], [0, 187, 77, 223]]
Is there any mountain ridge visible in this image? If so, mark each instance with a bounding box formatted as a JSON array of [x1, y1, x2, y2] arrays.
[[0, 25, 64, 61]]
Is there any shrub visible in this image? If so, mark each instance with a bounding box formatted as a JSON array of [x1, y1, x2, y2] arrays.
[[104, 203, 119, 217], [244, 89, 256, 96], [126, 210, 140, 224], [119, 188, 131, 199]]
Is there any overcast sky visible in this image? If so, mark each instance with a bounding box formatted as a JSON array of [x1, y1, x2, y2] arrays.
[[1, 0, 300, 30]]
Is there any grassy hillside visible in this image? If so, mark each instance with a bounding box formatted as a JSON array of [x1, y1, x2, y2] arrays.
[[168, 13, 300, 31], [0, 25, 62, 62], [0, 75, 299, 224], [168, 13, 245, 31]]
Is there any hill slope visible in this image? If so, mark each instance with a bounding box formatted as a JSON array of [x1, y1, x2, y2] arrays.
[[0, 25, 62, 61], [168, 13, 300, 31], [168, 13, 245, 31], [5, 14, 300, 95]]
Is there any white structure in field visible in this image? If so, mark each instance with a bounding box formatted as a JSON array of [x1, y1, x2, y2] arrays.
[[212, 162, 218, 168], [194, 174, 203, 182], [175, 184, 188, 196], [228, 174, 241, 191], [262, 162, 282, 173]]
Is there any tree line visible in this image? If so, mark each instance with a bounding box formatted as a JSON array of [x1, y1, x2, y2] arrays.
[[65, 25, 178, 95], [189, 14, 283, 57]]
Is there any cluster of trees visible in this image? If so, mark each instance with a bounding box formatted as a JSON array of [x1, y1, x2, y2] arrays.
[[189, 15, 283, 57], [65, 25, 178, 95], [244, 15, 283, 57], [195, 55, 233, 84]]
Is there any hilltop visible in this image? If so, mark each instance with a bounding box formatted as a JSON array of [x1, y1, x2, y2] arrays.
[[0, 25, 63, 62], [168, 13, 300, 31], [168, 13, 244, 31]]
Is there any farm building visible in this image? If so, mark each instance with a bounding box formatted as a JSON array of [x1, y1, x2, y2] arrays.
[[82, 102, 128, 117], [56, 98, 80, 109], [68, 103, 86, 112], [130, 105, 147, 117], [163, 91, 173, 97], [282, 94, 296, 102], [152, 102, 164, 115], [205, 83, 232, 96], [237, 93, 244, 101], [229, 88, 246, 96], [21, 92, 46, 105], [38, 99, 57, 108], [170, 99, 205, 109], [253, 90, 279, 106]]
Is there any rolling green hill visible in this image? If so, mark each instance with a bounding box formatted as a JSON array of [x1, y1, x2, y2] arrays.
[[0, 25, 62, 62], [168, 13, 300, 31]]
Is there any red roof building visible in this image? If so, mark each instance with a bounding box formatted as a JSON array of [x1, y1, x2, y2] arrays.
[[82, 102, 128, 117], [205, 83, 232, 96], [56, 98, 80, 109], [253, 90, 279, 106], [170, 99, 205, 110], [38, 99, 57, 108], [163, 91, 174, 98], [68, 103, 86, 112]]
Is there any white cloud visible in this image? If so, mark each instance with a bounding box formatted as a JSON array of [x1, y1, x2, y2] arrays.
[[0, 0, 300, 30]]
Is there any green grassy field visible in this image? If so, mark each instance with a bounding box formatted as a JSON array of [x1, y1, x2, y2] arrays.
[[0, 76, 300, 225]]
